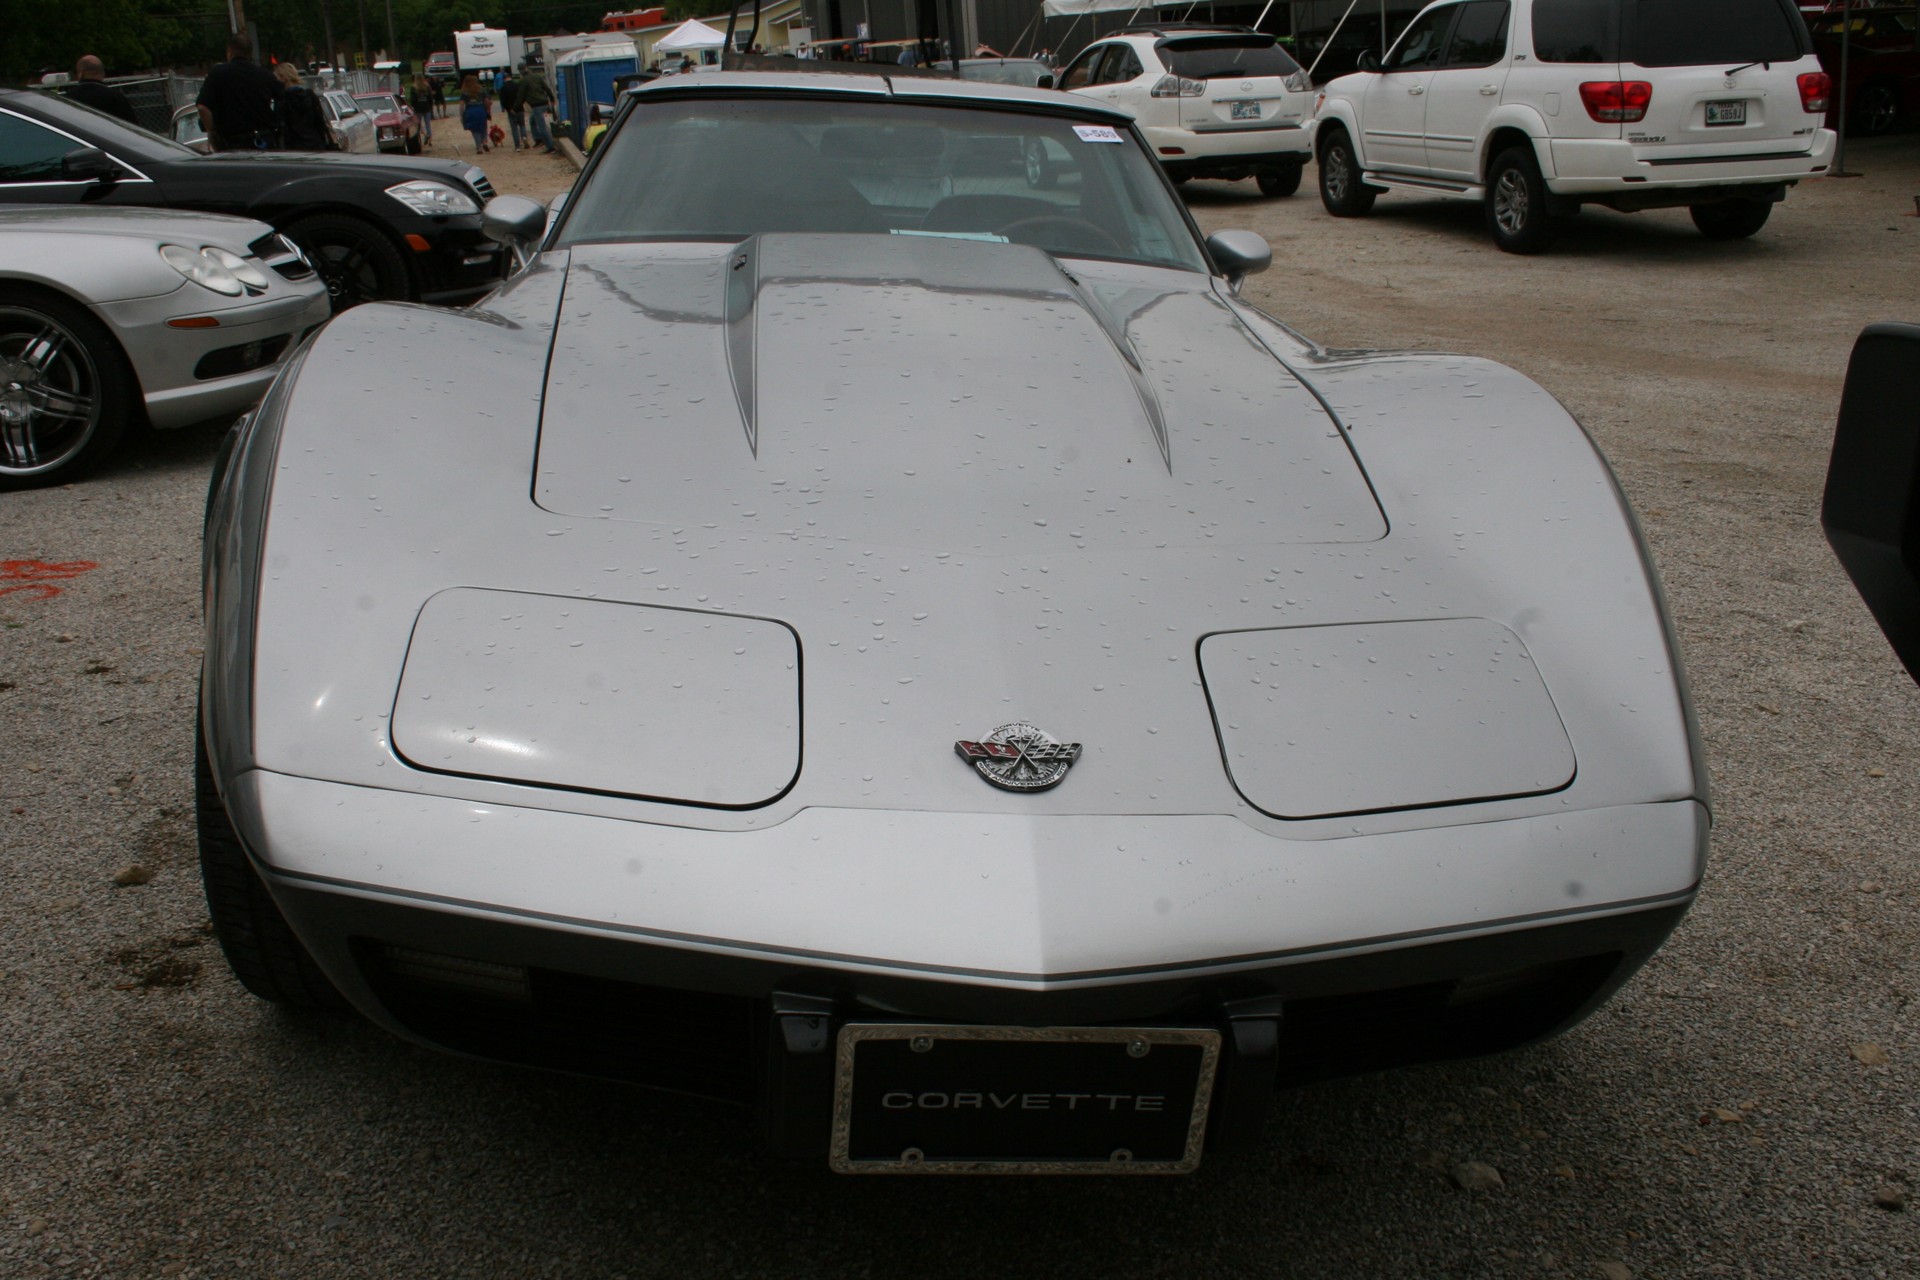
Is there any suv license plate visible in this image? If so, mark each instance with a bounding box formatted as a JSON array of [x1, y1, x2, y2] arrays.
[[1705, 100, 1747, 126], [1229, 100, 1263, 120], [829, 1024, 1221, 1174]]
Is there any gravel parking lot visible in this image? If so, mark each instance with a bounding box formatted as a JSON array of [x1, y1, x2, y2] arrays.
[[3, 136, 1918, 1279]]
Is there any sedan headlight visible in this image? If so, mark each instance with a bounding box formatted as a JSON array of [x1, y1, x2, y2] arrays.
[[202, 247, 272, 291], [159, 244, 244, 296], [386, 180, 479, 217]]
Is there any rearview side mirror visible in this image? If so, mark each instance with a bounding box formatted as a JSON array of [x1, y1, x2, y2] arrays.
[[1822, 321, 1920, 684], [1038, 73, 1055, 89], [1205, 229, 1272, 291], [481, 194, 548, 253], [1357, 50, 1382, 72], [61, 147, 121, 184]]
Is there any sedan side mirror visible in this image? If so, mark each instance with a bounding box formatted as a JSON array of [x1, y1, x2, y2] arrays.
[[61, 147, 121, 184], [1357, 50, 1382, 72], [481, 194, 548, 253], [1822, 321, 1920, 684], [1205, 229, 1272, 291]]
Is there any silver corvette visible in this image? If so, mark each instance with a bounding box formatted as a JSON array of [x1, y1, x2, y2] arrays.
[[200, 71, 1707, 1175], [1, 206, 330, 487]]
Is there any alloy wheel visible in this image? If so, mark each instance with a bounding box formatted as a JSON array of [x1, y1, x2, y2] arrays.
[[0, 307, 101, 479], [1493, 169, 1530, 236]]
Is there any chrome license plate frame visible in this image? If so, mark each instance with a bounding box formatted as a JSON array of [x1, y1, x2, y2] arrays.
[[829, 1024, 1221, 1175], [1704, 99, 1748, 127]]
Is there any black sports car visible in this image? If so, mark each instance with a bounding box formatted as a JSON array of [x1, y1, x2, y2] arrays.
[[0, 89, 508, 310]]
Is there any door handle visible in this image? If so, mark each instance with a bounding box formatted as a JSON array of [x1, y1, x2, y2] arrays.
[[1408, 85, 1425, 95], [1480, 85, 1499, 95]]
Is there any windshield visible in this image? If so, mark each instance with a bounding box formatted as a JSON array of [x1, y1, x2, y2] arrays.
[[557, 96, 1208, 272], [354, 94, 400, 112], [37, 91, 196, 159], [1159, 36, 1302, 79]]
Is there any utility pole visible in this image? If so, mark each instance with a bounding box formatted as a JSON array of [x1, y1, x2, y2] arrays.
[[323, 0, 337, 70], [384, 0, 397, 60]]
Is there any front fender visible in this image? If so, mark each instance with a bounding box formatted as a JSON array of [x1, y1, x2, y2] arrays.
[[1309, 101, 1365, 163]]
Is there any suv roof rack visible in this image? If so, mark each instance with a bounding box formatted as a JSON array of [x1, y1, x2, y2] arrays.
[[1117, 22, 1258, 36]]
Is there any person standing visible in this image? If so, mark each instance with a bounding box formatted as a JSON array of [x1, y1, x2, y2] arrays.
[[459, 74, 491, 153], [196, 33, 280, 151], [272, 63, 330, 150], [499, 67, 527, 151], [408, 75, 436, 147], [66, 55, 138, 124], [520, 60, 557, 155]]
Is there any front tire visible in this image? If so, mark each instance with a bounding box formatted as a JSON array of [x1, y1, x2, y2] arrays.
[[0, 287, 136, 489], [283, 213, 412, 313], [1485, 145, 1557, 255], [1317, 126, 1377, 217], [1690, 198, 1772, 240], [197, 718, 344, 1009], [1256, 161, 1304, 198]]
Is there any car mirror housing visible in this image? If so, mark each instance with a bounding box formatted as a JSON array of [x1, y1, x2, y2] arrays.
[[1821, 321, 1920, 684], [481, 195, 548, 252], [1205, 230, 1272, 290], [1038, 73, 1055, 89], [1357, 50, 1382, 72], [60, 147, 121, 184]]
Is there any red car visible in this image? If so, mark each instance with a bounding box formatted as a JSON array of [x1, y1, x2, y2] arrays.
[[353, 91, 424, 154], [1808, 4, 1920, 135]]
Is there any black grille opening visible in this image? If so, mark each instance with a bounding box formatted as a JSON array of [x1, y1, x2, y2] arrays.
[[1276, 953, 1623, 1084], [247, 231, 315, 281], [358, 942, 760, 1103], [193, 334, 291, 381]]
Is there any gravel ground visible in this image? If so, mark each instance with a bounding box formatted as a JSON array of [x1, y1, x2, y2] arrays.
[[3, 134, 1918, 1279]]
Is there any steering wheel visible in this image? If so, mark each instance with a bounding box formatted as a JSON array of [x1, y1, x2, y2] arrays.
[[996, 215, 1124, 256]]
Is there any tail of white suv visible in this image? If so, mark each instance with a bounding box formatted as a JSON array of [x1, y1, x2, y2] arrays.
[[1057, 25, 1316, 196], [1311, 0, 1837, 251]]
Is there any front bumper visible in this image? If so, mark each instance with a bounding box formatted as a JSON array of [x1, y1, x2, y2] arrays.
[[96, 285, 331, 430], [1544, 129, 1836, 197], [403, 215, 510, 305], [227, 767, 1703, 1145]]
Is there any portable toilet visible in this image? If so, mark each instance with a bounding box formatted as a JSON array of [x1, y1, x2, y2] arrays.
[[555, 45, 638, 145]]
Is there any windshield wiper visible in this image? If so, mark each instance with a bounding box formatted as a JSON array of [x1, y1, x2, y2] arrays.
[[1722, 60, 1772, 76]]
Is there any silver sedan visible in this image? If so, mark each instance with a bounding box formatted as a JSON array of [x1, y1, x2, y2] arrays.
[[0, 205, 331, 486]]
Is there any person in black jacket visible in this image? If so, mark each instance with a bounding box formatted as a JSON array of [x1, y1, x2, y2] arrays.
[[272, 62, 331, 150], [196, 33, 280, 150], [409, 75, 436, 147], [65, 55, 138, 125], [499, 68, 528, 151]]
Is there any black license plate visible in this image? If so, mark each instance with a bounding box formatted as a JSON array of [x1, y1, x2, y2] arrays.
[[829, 1024, 1221, 1174]]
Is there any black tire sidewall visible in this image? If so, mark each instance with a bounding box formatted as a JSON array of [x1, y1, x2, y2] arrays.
[[1257, 161, 1304, 198], [1318, 128, 1376, 216], [284, 214, 413, 311]]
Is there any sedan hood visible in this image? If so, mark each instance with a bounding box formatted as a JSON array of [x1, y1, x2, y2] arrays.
[[0, 204, 274, 250], [535, 235, 1385, 552]]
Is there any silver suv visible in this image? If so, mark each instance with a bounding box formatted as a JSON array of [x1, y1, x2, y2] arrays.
[[1311, 0, 1838, 251], [1058, 24, 1316, 196]]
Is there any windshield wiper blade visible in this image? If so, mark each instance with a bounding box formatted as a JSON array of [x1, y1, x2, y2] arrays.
[[1722, 60, 1771, 76]]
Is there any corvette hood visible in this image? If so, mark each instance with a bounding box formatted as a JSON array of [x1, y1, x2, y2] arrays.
[[535, 235, 1385, 551]]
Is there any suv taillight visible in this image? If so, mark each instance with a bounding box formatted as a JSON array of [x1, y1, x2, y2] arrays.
[[1150, 75, 1206, 98], [1579, 81, 1653, 123], [1798, 71, 1832, 113]]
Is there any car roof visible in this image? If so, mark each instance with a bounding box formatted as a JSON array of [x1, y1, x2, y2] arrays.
[[627, 69, 1132, 123]]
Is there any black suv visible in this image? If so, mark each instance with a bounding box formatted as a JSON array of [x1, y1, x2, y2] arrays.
[[0, 89, 509, 310]]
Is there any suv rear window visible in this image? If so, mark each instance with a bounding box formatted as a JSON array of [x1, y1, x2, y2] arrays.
[[1158, 36, 1302, 79], [1534, 0, 1809, 65], [1626, 0, 1807, 67]]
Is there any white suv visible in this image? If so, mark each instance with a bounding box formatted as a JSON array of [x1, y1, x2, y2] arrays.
[[1057, 24, 1316, 196], [1310, 0, 1838, 251]]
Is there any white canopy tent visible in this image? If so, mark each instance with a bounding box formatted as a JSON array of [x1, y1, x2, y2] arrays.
[[656, 18, 728, 51]]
